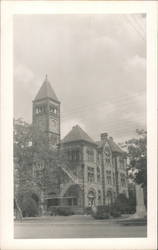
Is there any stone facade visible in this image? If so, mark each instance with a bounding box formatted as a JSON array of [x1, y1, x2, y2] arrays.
[[59, 128, 128, 213]]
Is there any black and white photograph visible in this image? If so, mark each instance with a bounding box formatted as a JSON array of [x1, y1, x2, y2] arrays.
[[1, 1, 157, 249], [13, 13, 147, 239]]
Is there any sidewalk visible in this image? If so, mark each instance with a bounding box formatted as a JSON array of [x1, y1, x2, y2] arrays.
[[14, 214, 134, 225]]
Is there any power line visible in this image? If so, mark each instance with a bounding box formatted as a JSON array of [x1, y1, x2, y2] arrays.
[[61, 97, 146, 120], [124, 15, 145, 41], [132, 15, 146, 35], [61, 91, 146, 118]]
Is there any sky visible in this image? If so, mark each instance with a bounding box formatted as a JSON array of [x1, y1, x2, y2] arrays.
[[14, 14, 146, 143]]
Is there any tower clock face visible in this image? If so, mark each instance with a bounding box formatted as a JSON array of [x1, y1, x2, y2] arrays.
[[50, 117, 58, 133], [38, 117, 46, 131]]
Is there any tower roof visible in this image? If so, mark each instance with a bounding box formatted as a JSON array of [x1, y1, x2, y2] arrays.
[[62, 125, 96, 145], [34, 75, 59, 103]]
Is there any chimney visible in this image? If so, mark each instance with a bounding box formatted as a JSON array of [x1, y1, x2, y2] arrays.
[[101, 132, 108, 141]]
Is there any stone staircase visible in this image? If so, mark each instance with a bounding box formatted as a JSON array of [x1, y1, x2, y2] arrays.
[[60, 166, 82, 196], [61, 166, 81, 185]]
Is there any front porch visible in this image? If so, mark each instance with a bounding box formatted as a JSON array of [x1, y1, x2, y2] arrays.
[[44, 195, 84, 215]]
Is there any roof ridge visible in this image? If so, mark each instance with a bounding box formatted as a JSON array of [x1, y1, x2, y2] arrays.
[[62, 125, 96, 145]]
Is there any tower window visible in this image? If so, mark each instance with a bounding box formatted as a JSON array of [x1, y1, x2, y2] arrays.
[[49, 105, 57, 114], [35, 105, 46, 114]]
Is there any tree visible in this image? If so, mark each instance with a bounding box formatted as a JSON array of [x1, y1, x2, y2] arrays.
[[14, 119, 34, 191], [14, 118, 70, 215], [120, 129, 147, 206], [126, 129, 147, 188]]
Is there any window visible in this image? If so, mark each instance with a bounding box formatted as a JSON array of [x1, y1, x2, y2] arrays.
[[120, 173, 126, 187], [97, 167, 101, 182], [119, 157, 124, 169], [88, 167, 95, 183], [97, 153, 101, 164], [105, 151, 111, 165], [106, 158, 110, 164], [106, 170, 112, 185], [49, 105, 57, 114], [113, 173, 115, 185], [87, 149, 94, 162], [98, 190, 101, 204], [67, 150, 81, 161], [35, 104, 47, 114], [98, 190, 101, 200]]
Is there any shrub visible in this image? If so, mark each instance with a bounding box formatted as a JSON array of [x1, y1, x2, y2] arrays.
[[110, 207, 121, 218], [91, 206, 110, 220], [49, 206, 58, 216], [21, 196, 38, 217], [84, 207, 91, 215], [114, 194, 130, 214], [56, 206, 74, 216], [17, 191, 39, 217]]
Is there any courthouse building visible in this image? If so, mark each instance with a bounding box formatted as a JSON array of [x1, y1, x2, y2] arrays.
[[16, 76, 129, 215]]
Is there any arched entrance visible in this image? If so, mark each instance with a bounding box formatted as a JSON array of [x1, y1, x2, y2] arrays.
[[63, 184, 83, 207]]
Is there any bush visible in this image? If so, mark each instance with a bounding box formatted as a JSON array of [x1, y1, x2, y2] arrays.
[[110, 207, 121, 218], [84, 207, 91, 215], [56, 206, 74, 216], [17, 191, 39, 217], [21, 196, 38, 217], [91, 206, 110, 220], [114, 194, 130, 214], [49, 206, 57, 216]]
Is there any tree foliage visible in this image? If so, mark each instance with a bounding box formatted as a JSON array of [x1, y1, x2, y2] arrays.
[[14, 118, 70, 200], [120, 129, 147, 188], [18, 192, 39, 217]]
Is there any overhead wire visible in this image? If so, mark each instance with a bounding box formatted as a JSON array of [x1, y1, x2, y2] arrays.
[[124, 15, 145, 41], [61, 91, 146, 119]]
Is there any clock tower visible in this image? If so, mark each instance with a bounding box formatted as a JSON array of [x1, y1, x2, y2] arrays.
[[32, 75, 60, 148]]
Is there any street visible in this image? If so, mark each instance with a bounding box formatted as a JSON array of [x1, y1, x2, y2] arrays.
[[14, 215, 147, 238]]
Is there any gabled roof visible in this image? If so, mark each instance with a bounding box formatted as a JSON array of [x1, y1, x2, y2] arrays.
[[62, 125, 96, 145], [108, 138, 124, 154], [96, 138, 124, 154], [34, 76, 59, 103]]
